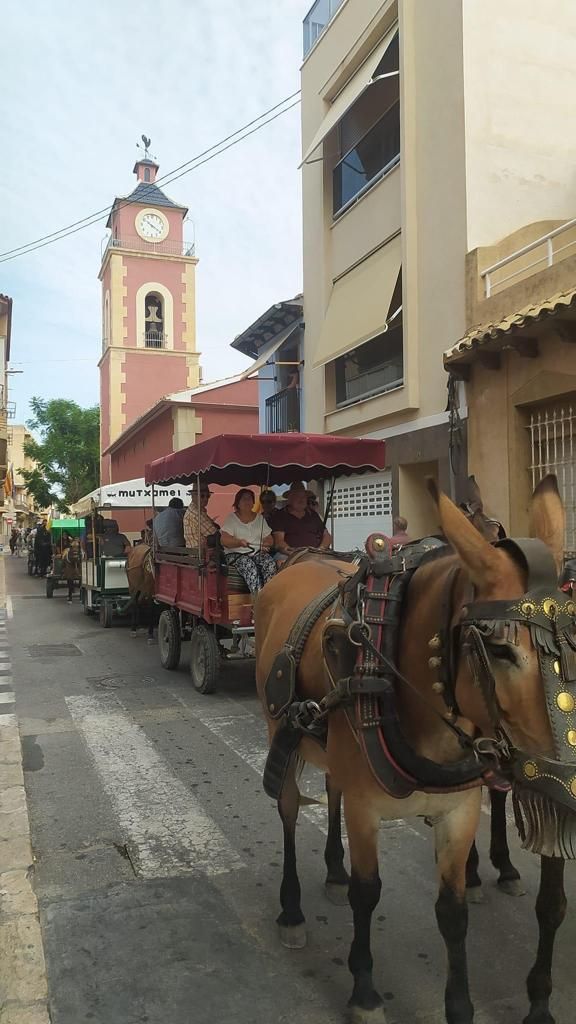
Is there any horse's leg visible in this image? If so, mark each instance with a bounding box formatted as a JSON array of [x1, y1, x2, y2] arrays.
[[434, 792, 481, 1024], [345, 795, 386, 1024], [324, 775, 349, 905], [465, 840, 483, 902], [130, 600, 138, 637], [277, 757, 306, 949], [523, 856, 566, 1024], [489, 788, 525, 895]]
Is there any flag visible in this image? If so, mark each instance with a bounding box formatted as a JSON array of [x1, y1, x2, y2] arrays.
[[3, 464, 13, 500]]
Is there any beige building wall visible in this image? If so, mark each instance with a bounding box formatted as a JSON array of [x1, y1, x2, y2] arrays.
[[462, 0, 576, 249], [301, 0, 576, 531]]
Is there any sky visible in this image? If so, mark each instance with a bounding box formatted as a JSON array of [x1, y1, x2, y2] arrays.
[[1, 0, 309, 425]]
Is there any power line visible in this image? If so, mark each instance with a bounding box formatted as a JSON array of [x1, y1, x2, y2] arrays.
[[0, 91, 301, 264]]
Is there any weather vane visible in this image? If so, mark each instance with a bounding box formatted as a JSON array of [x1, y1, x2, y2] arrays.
[[136, 134, 156, 161]]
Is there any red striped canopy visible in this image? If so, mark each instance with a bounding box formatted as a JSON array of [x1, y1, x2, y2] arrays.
[[145, 433, 386, 487]]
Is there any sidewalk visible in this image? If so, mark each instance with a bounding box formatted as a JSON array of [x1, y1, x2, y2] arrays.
[[0, 553, 50, 1024]]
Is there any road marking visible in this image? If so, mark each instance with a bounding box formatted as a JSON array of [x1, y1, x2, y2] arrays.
[[66, 693, 244, 879], [175, 696, 423, 841], [0, 691, 15, 703], [6, 596, 13, 619]]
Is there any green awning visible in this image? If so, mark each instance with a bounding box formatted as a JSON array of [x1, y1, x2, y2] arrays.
[[49, 518, 85, 532]]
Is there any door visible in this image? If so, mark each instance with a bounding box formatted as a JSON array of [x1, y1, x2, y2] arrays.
[[330, 471, 392, 550]]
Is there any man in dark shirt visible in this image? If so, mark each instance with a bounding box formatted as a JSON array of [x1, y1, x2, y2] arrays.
[[152, 497, 185, 548], [271, 482, 331, 555]]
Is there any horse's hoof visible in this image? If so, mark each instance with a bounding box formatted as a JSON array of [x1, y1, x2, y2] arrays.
[[146, 637, 157, 645], [348, 1005, 387, 1024], [325, 881, 349, 906], [498, 877, 527, 897], [278, 922, 307, 949], [130, 631, 138, 638], [466, 886, 484, 904]]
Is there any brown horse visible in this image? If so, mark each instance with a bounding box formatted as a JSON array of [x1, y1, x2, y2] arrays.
[[255, 477, 573, 1024], [125, 543, 157, 640]]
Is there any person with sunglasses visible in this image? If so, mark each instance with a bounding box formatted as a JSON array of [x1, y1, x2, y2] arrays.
[[183, 482, 219, 552]]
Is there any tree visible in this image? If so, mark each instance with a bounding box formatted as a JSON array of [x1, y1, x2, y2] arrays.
[[21, 398, 100, 512]]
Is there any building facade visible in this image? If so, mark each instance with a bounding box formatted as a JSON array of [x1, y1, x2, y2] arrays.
[[231, 297, 304, 434], [445, 218, 576, 556], [99, 155, 201, 483], [0, 294, 12, 527], [300, 0, 576, 540], [102, 376, 258, 535], [3, 424, 37, 531]]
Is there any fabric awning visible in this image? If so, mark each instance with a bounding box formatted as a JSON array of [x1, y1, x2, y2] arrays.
[[145, 433, 387, 487], [312, 235, 401, 368], [300, 25, 398, 167], [239, 323, 300, 379]]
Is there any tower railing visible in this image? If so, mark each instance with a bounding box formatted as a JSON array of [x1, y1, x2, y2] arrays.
[[101, 236, 196, 259], [143, 332, 166, 349]]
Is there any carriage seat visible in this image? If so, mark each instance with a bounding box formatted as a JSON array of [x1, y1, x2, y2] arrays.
[[226, 564, 250, 595]]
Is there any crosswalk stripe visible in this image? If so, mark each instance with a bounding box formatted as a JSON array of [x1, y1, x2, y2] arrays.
[[66, 693, 244, 879]]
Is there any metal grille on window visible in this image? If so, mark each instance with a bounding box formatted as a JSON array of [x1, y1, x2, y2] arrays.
[[528, 401, 576, 556], [332, 479, 392, 519]]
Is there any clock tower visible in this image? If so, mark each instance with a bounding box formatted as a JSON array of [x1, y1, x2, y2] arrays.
[[99, 149, 201, 482]]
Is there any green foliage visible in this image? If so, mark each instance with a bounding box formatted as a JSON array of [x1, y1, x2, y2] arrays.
[[22, 398, 100, 512]]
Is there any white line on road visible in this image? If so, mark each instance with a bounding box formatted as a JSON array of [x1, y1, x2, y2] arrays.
[[66, 693, 244, 879], [6, 596, 13, 619], [0, 691, 15, 703], [175, 695, 423, 841]]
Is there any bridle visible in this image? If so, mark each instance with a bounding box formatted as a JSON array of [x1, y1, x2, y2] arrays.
[[456, 537, 576, 812]]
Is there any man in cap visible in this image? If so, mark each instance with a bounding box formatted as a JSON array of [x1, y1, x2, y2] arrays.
[[271, 482, 331, 556]]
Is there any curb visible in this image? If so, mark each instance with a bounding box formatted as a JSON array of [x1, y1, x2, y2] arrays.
[[0, 557, 51, 1024]]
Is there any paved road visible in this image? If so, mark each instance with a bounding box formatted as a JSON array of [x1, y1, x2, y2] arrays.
[[5, 555, 576, 1024]]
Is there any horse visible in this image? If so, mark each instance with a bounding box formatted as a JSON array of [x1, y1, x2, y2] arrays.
[[125, 543, 159, 642], [255, 475, 574, 1024]]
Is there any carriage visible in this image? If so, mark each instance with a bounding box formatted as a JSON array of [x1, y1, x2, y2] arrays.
[[145, 432, 387, 693], [45, 517, 84, 598], [77, 501, 132, 627]]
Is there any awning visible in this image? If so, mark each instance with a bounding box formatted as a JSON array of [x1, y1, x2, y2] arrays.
[[444, 287, 576, 366], [72, 478, 196, 515], [313, 235, 401, 368], [300, 25, 398, 167], [146, 433, 387, 487], [239, 323, 300, 379]]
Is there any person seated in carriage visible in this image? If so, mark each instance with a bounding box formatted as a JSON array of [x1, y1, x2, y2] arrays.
[[271, 481, 331, 558], [220, 488, 276, 594], [183, 481, 220, 552]]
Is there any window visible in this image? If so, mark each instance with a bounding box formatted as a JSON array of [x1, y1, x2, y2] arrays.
[[527, 399, 576, 555], [334, 271, 403, 406], [333, 32, 400, 215], [144, 292, 165, 348], [144, 167, 151, 182]]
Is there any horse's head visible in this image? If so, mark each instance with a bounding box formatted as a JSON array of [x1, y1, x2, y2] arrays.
[[431, 475, 576, 857]]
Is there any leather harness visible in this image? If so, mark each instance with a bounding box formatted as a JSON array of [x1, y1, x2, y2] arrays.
[[263, 532, 576, 827]]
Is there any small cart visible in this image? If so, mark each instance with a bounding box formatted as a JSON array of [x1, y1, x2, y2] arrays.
[[145, 432, 387, 693], [46, 518, 84, 598], [79, 505, 131, 627]]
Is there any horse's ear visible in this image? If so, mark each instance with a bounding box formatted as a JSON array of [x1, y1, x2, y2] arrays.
[[426, 478, 501, 586], [529, 474, 565, 573]]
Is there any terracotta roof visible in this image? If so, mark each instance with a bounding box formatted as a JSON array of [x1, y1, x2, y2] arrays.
[[444, 287, 576, 364]]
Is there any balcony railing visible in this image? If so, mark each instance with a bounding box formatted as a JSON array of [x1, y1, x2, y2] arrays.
[[333, 103, 400, 215], [481, 217, 576, 298], [144, 332, 166, 349], [101, 236, 195, 259], [303, 0, 345, 56], [265, 387, 301, 433]]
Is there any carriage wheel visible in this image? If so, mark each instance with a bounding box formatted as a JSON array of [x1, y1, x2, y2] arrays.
[[158, 609, 181, 670], [46, 579, 55, 598], [99, 601, 113, 628], [189, 626, 219, 694]]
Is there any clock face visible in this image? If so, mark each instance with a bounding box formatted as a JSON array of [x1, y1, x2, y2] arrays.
[[136, 210, 168, 241]]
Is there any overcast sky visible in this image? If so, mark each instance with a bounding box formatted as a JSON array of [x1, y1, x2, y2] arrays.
[[1, 0, 308, 425]]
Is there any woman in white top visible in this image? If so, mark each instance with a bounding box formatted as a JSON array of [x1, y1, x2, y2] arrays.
[[220, 489, 277, 593]]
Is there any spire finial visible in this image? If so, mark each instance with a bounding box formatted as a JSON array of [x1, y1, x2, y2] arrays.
[[136, 135, 156, 161]]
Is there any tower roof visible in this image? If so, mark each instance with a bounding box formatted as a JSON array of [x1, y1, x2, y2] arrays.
[[106, 182, 188, 227]]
